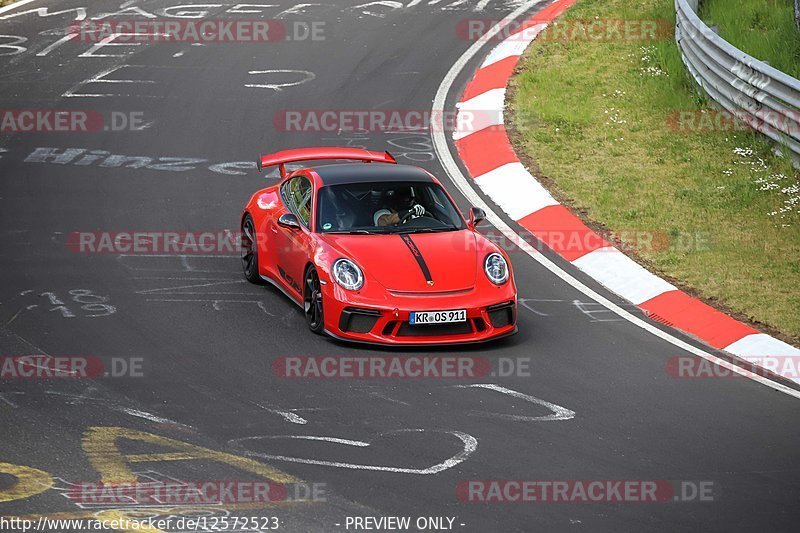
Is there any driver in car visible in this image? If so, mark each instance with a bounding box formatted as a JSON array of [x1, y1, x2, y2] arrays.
[[374, 187, 425, 226]]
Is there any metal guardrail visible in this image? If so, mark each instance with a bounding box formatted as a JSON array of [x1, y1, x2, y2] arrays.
[[675, 0, 800, 167]]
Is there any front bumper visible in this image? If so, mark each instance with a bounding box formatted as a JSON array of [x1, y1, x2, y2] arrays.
[[321, 285, 517, 346]]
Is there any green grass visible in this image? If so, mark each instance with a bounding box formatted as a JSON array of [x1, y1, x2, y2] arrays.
[[0, 0, 19, 6], [510, 0, 800, 342], [701, 0, 800, 79]]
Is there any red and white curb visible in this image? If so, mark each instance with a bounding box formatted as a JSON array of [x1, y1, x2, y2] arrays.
[[453, 0, 800, 382]]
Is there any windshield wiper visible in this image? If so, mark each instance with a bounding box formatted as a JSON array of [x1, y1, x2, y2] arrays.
[[325, 229, 378, 235], [396, 226, 459, 234]]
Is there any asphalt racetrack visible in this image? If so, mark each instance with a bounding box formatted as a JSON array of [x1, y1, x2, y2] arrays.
[[0, 1, 799, 532]]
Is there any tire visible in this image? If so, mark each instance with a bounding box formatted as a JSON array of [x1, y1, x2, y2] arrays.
[[241, 215, 262, 284], [304, 267, 325, 334]]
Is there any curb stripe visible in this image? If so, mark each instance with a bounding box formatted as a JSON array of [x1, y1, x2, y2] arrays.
[[474, 162, 559, 219], [639, 291, 758, 349], [452, 0, 799, 381], [454, 127, 517, 177], [517, 205, 611, 262], [463, 56, 519, 101], [570, 248, 677, 306], [725, 334, 800, 358], [453, 88, 505, 140]]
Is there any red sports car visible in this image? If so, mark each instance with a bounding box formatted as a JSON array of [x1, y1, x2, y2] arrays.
[[241, 147, 517, 345]]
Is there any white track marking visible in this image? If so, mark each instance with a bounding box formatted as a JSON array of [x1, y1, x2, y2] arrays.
[[249, 403, 309, 425], [0, 0, 39, 16], [63, 65, 156, 98], [573, 300, 625, 323], [136, 280, 245, 294], [36, 32, 78, 57], [141, 292, 262, 295], [16, 355, 80, 376], [0, 393, 18, 408], [517, 297, 550, 316], [0, 34, 27, 56], [79, 33, 167, 59], [231, 429, 478, 474], [430, 0, 800, 400], [245, 69, 315, 90], [119, 407, 177, 424], [145, 298, 272, 313], [364, 390, 411, 406], [454, 384, 575, 421], [236, 435, 369, 447], [130, 277, 239, 280]]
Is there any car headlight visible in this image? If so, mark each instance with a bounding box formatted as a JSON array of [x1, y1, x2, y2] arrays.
[[332, 258, 364, 291], [484, 252, 509, 284]]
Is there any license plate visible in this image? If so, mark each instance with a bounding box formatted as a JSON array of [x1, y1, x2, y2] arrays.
[[409, 309, 467, 325]]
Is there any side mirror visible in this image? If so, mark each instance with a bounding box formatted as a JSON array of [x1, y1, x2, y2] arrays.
[[278, 213, 301, 230], [468, 207, 486, 229]]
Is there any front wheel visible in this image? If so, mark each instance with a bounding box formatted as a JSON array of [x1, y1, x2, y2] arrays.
[[241, 215, 262, 284], [304, 267, 324, 334]]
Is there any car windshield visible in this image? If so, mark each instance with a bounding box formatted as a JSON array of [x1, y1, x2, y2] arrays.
[[316, 181, 465, 234]]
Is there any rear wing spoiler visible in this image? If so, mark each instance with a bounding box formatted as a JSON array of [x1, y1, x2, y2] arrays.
[[257, 147, 396, 178]]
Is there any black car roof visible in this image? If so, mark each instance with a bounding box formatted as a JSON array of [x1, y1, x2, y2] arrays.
[[310, 163, 434, 185]]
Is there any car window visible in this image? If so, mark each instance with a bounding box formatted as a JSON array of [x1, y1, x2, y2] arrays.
[[316, 181, 465, 234], [281, 175, 313, 228]]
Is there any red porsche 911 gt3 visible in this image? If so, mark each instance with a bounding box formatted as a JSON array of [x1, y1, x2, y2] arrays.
[[241, 147, 517, 345]]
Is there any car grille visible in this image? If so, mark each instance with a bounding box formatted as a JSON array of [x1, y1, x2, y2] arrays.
[[382, 319, 483, 337], [339, 307, 381, 334], [487, 301, 515, 328]]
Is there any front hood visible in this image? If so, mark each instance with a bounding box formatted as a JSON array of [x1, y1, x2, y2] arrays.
[[321, 230, 477, 292]]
